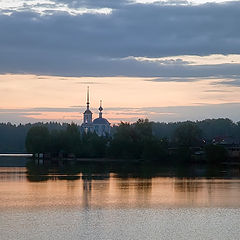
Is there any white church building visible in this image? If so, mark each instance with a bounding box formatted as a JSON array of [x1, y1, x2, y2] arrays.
[[81, 87, 111, 136]]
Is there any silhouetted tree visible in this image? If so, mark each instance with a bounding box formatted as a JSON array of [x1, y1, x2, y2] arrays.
[[25, 126, 50, 153], [108, 119, 168, 160], [81, 132, 108, 158], [64, 123, 81, 154], [174, 122, 202, 147], [108, 122, 138, 159]]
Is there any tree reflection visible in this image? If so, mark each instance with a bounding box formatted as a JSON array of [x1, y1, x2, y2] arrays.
[[26, 160, 240, 183], [174, 178, 202, 193]]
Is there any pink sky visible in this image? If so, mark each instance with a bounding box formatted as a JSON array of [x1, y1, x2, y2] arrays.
[[1, 74, 240, 124]]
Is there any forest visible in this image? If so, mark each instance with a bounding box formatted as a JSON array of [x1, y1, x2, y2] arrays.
[[1, 118, 240, 162]]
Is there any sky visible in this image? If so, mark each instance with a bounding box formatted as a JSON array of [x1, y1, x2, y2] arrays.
[[0, 0, 240, 124]]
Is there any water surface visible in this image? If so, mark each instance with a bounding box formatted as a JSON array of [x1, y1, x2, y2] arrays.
[[0, 160, 240, 240]]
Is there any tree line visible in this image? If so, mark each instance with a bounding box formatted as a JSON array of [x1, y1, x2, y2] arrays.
[[25, 119, 169, 160], [23, 118, 240, 163], [0, 122, 66, 153], [1, 118, 240, 162]]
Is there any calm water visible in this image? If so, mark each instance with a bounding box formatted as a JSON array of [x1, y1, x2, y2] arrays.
[[1, 158, 240, 240]]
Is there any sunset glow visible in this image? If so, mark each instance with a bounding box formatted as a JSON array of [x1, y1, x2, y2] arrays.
[[1, 74, 240, 124]]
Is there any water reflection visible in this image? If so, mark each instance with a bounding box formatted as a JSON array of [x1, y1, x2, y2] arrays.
[[1, 160, 240, 209], [25, 160, 240, 181]]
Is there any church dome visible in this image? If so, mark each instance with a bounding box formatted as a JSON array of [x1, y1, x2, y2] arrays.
[[92, 117, 109, 125]]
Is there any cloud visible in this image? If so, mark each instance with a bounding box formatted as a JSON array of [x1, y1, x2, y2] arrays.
[[0, 107, 84, 113], [146, 76, 204, 82], [75, 81, 103, 85], [127, 54, 240, 66], [204, 89, 231, 93], [147, 75, 240, 85], [215, 79, 240, 87], [0, 0, 113, 16], [1, 103, 240, 124], [0, 1, 240, 77]]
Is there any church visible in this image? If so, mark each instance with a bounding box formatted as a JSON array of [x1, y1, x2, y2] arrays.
[[81, 87, 111, 136]]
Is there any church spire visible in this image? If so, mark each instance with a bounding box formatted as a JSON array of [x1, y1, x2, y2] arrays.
[[99, 100, 103, 118], [87, 86, 90, 109]]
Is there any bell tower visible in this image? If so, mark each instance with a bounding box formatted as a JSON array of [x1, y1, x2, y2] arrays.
[[83, 87, 92, 124]]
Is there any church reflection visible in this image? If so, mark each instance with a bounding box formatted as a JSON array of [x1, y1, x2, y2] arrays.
[[82, 176, 92, 208]]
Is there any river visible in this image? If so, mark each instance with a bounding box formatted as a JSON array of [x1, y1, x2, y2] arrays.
[[0, 157, 240, 239]]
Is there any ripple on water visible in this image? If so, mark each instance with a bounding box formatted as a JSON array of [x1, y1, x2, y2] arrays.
[[0, 208, 240, 240]]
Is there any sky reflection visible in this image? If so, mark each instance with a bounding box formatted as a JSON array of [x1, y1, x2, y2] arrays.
[[1, 166, 240, 210]]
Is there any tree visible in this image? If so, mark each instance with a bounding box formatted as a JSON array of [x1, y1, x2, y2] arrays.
[[25, 126, 50, 153], [48, 123, 81, 156], [173, 122, 202, 161], [174, 122, 202, 147], [81, 132, 107, 158], [64, 123, 81, 154], [108, 119, 168, 161], [134, 119, 153, 139], [108, 122, 137, 159]]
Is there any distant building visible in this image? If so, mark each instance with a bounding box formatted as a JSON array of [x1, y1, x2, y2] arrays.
[[81, 87, 111, 136]]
